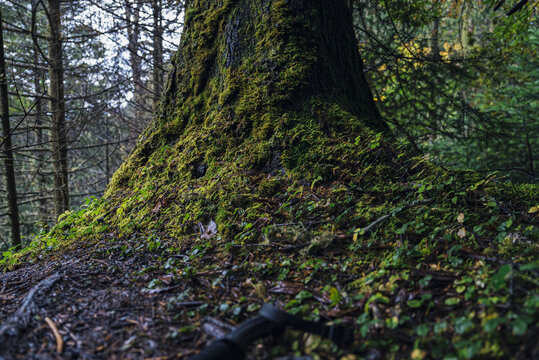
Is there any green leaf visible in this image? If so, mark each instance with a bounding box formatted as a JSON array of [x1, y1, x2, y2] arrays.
[[434, 321, 447, 334], [511, 318, 528, 336], [444, 297, 460, 306], [454, 317, 473, 335], [416, 324, 430, 337], [407, 299, 423, 308], [491, 264, 512, 291], [295, 290, 313, 302], [329, 287, 342, 306], [519, 260, 539, 272], [483, 317, 504, 333]]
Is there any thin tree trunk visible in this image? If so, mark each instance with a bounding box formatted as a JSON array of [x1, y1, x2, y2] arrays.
[[47, 0, 69, 219], [152, 0, 164, 110], [33, 43, 48, 224], [0, 9, 21, 248], [429, 16, 441, 144], [125, 0, 145, 128]]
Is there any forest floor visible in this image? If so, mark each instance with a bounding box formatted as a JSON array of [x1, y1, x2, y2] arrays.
[[0, 249, 193, 359], [1, 226, 538, 360], [1, 160, 538, 359], [1, 237, 356, 360]]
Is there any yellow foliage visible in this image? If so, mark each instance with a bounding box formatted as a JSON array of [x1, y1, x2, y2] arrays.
[[443, 42, 451, 52]]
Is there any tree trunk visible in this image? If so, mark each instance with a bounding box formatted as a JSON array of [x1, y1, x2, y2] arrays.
[[33, 43, 48, 224], [47, 0, 69, 219], [125, 0, 147, 129], [0, 9, 21, 248], [152, 0, 164, 110], [108, 0, 389, 223]]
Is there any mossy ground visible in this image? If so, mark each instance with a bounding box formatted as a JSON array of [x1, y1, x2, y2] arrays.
[[2, 0, 538, 358], [3, 128, 537, 358]]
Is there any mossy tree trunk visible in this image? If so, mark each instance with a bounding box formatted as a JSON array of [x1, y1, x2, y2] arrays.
[[111, 0, 388, 189], [157, 0, 387, 134], [106, 0, 405, 240]]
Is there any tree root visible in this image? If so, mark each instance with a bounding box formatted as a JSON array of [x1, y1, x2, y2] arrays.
[[0, 273, 61, 340]]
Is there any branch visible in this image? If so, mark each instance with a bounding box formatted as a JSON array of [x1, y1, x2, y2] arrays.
[[506, 0, 529, 15], [360, 198, 432, 235]]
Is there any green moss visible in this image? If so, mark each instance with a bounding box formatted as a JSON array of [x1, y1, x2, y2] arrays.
[[258, 177, 282, 197]]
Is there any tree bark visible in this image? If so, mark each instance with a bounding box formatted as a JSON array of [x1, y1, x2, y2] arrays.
[[124, 0, 146, 128], [0, 9, 21, 248], [47, 0, 69, 219], [33, 42, 48, 224]]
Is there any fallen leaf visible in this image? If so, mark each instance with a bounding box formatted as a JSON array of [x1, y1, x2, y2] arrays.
[[411, 348, 427, 359], [200, 220, 218, 239]]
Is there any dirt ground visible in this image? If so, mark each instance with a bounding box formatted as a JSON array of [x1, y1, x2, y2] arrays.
[[0, 253, 212, 359]]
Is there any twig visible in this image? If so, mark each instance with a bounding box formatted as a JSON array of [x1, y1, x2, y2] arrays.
[[279, 243, 310, 252], [462, 254, 514, 265], [463, 254, 539, 277], [201, 316, 235, 338], [272, 206, 354, 228], [361, 198, 432, 234], [45, 317, 63, 354], [169, 301, 204, 307], [89, 258, 110, 267], [142, 284, 181, 294]]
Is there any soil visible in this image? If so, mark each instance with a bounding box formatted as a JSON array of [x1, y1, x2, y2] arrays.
[[0, 251, 207, 360]]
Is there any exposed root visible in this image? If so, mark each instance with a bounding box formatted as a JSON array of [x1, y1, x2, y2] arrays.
[[0, 273, 61, 340]]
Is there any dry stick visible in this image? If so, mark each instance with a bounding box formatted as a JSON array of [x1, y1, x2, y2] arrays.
[[142, 284, 182, 294], [202, 316, 235, 338], [0, 273, 61, 338], [44, 317, 63, 354], [361, 198, 432, 234]]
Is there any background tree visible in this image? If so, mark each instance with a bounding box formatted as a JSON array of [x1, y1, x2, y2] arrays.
[[0, 0, 183, 250], [353, 0, 537, 182], [46, 0, 69, 217], [0, 8, 20, 248]]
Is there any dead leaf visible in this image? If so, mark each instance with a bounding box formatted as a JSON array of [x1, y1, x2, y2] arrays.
[[151, 201, 162, 214], [200, 220, 218, 239], [245, 278, 267, 299], [268, 281, 305, 295]]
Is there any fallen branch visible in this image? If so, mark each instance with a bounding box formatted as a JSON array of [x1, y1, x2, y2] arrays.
[[142, 284, 182, 294], [360, 198, 432, 235]]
